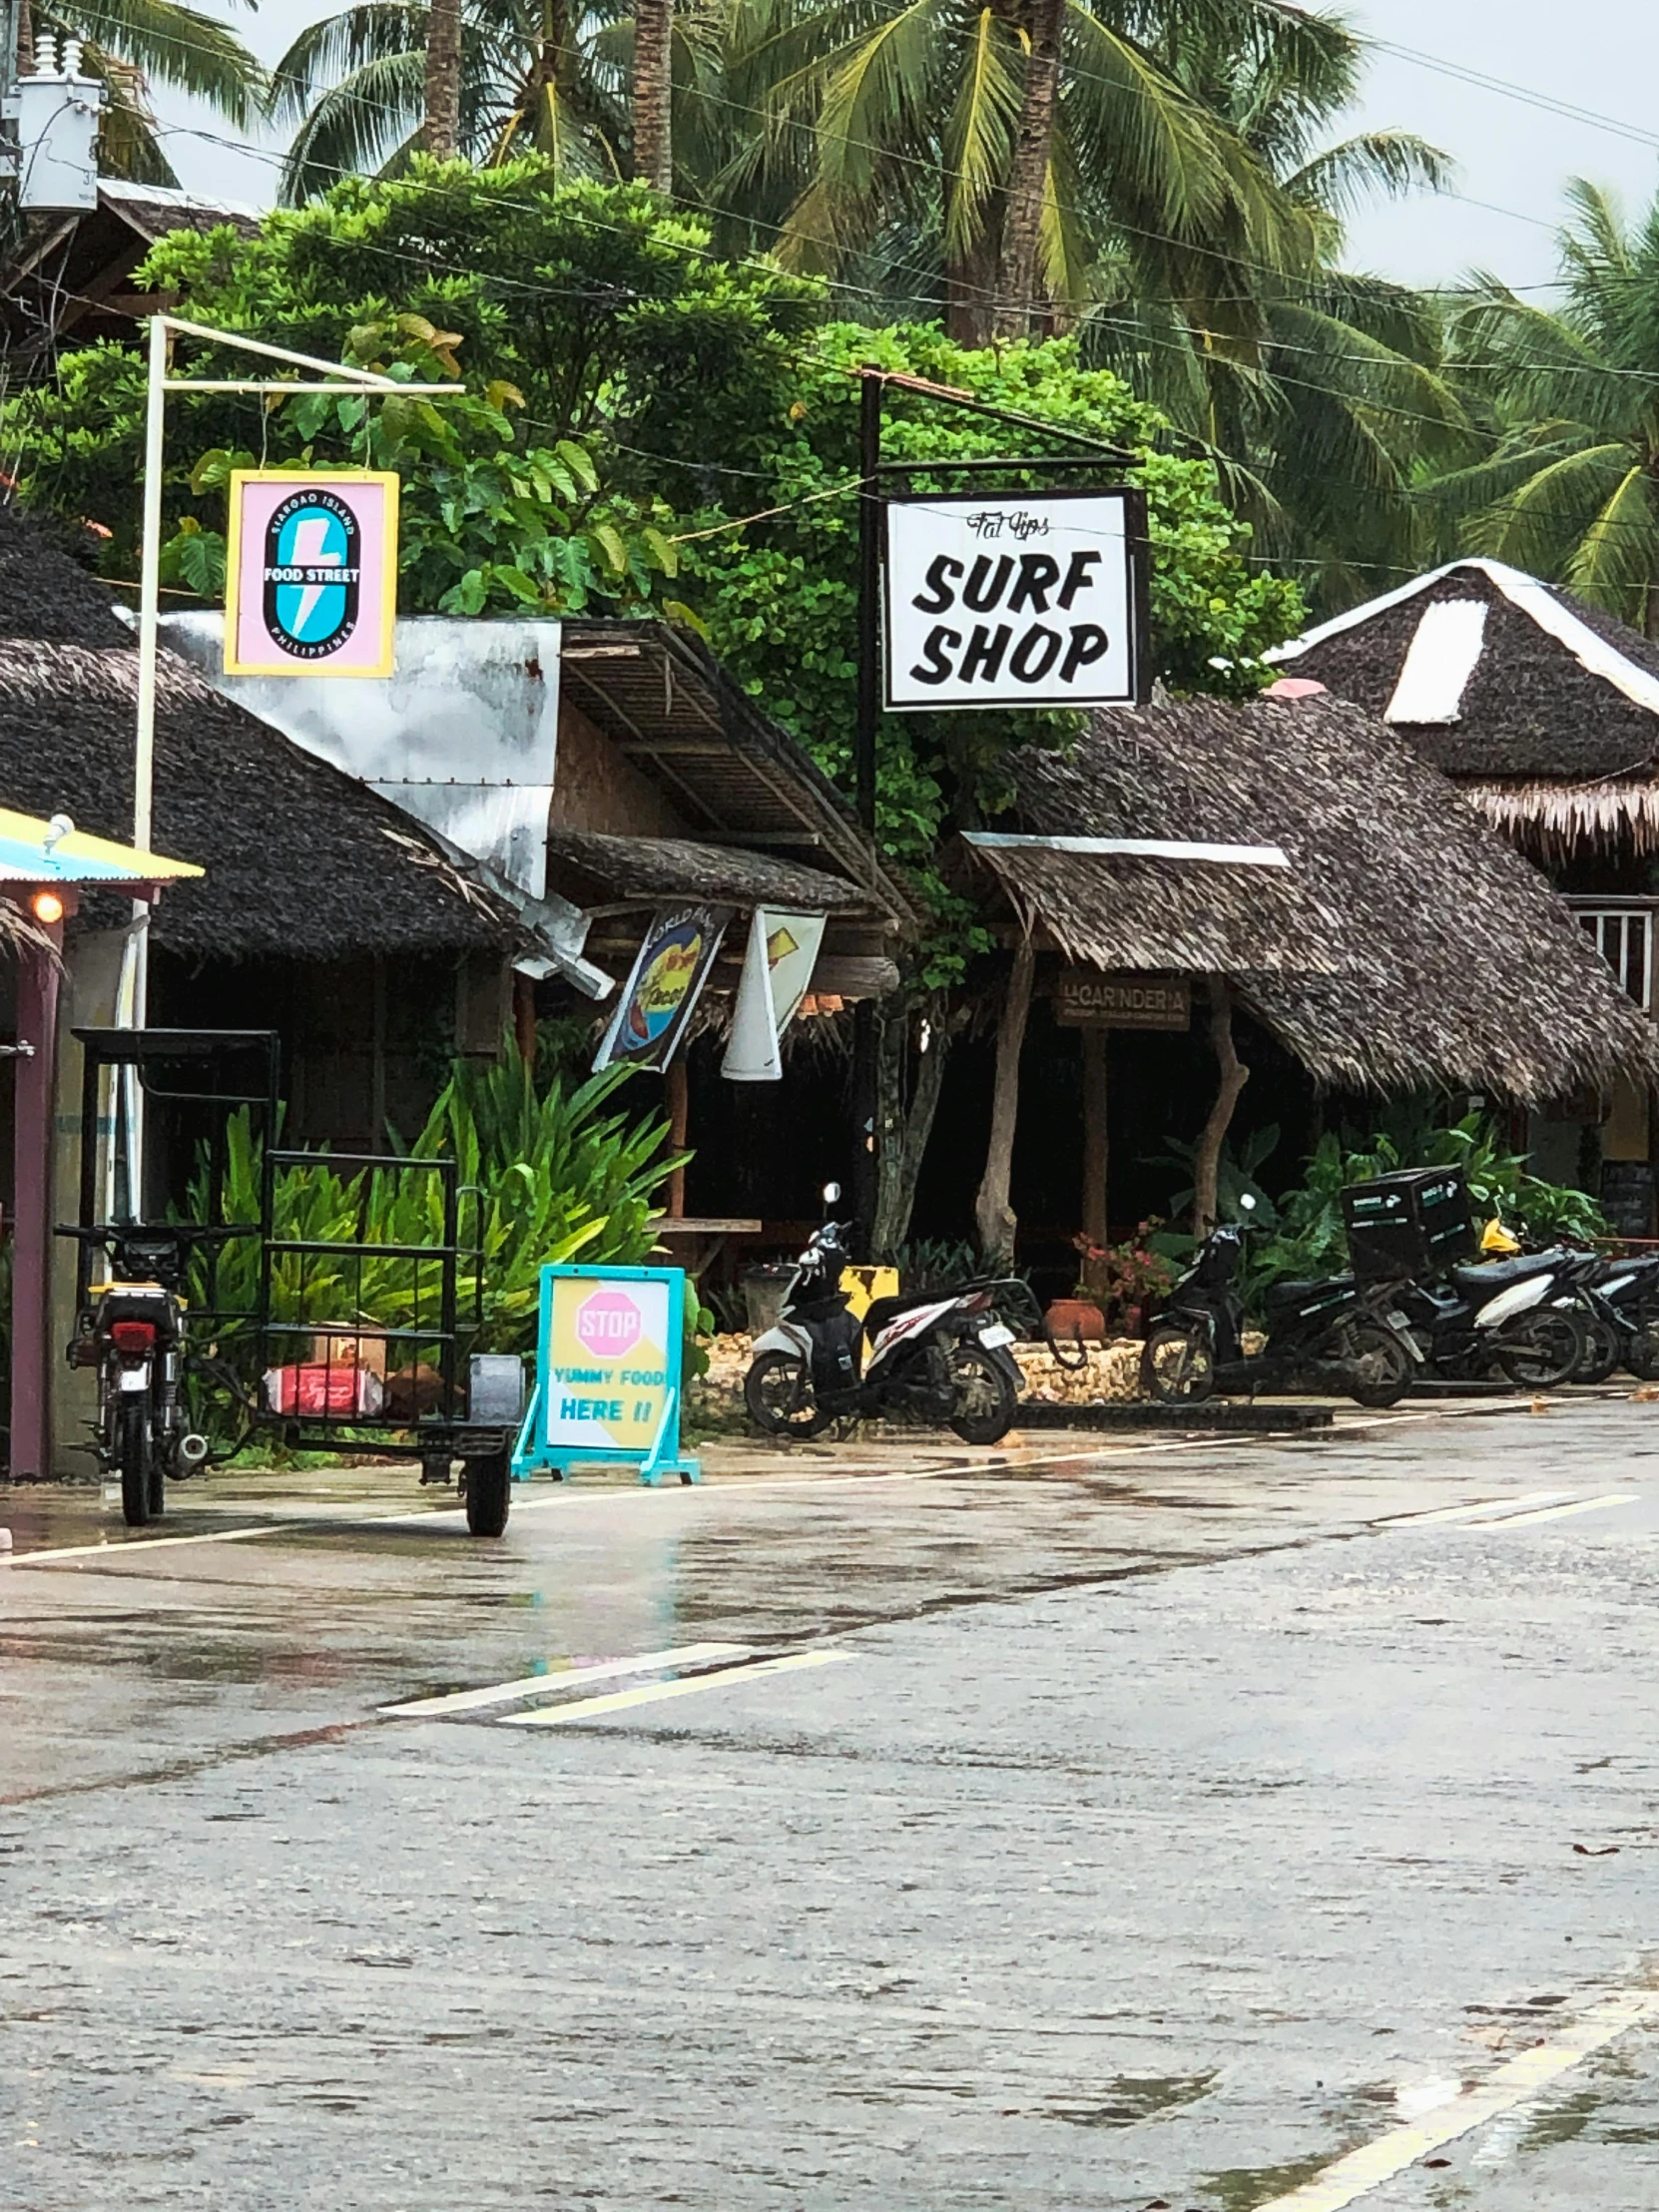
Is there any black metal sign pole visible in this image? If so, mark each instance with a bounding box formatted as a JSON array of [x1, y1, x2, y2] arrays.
[[850, 368, 884, 1260], [846, 365, 1139, 1262]]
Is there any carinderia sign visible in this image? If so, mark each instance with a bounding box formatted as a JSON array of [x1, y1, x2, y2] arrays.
[[224, 469, 399, 677], [882, 487, 1149, 712]]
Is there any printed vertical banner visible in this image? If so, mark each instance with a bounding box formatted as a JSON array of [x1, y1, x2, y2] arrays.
[[542, 1272, 676, 1454], [593, 905, 730, 1073], [224, 470, 399, 678], [721, 908, 829, 1081]]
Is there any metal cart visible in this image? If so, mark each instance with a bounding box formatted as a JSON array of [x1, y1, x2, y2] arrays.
[[58, 1027, 519, 1535]]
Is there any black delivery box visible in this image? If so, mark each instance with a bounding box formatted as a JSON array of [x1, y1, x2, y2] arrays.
[[1343, 1168, 1475, 1283]]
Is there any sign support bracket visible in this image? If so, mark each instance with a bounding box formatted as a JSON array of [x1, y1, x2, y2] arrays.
[[115, 315, 461, 1217]]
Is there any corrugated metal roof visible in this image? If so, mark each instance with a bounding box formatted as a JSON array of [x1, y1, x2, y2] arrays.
[[0, 807, 202, 884]]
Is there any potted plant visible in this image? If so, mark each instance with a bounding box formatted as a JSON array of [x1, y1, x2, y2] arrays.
[[1045, 1225, 1176, 1346]]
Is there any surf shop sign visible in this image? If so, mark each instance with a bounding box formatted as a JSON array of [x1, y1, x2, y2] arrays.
[[882, 488, 1150, 711], [224, 470, 399, 678]]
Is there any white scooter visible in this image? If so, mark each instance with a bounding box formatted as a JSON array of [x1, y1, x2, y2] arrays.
[[744, 1186, 1023, 1443]]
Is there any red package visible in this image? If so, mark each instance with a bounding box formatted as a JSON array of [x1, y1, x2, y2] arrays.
[[262, 1364, 385, 1416]]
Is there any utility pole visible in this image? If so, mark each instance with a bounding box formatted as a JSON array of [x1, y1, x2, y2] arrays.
[[849, 370, 884, 1258]]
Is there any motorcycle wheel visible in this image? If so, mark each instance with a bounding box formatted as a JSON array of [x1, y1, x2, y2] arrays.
[[1143, 1324, 1216, 1404], [946, 1345, 1017, 1444], [1627, 1323, 1659, 1382], [1573, 1316, 1622, 1384], [1340, 1320, 1413, 1408], [744, 1352, 831, 1439], [117, 1395, 153, 1528], [1494, 1310, 1584, 1389]]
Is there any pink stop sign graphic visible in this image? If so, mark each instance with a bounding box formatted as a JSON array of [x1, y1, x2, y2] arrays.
[[575, 1288, 642, 1360]]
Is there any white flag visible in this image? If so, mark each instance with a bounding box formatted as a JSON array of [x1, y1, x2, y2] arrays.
[[721, 909, 828, 1082]]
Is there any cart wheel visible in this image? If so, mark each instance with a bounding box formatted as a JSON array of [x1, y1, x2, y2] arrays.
[[463, 1448, 511, 1538]]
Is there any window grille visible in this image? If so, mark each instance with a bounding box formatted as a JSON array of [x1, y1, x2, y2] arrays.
[[1577, 905, 1654, 1011]]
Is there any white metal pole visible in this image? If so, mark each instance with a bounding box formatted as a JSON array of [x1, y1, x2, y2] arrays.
[[120, 312, 169, 1215], [134, 311, 168, 858]]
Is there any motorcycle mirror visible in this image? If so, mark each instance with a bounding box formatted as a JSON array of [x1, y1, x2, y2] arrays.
[[822, 1181, 841, 1207], [1240, 1192, 1258, 1213]]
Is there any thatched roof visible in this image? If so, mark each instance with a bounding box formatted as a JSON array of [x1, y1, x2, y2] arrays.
[[545, 828, 869, 912], [559, 621, 914, 919], [0, 505, 526, 962], [972, 693, 1659, 1101], [1273, 559, 1659, 853]]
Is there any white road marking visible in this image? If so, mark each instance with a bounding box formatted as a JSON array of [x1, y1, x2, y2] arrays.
[[1256, 1983, 1659, 2211], [1385, 1490, 1576, 1526], [500, 1648, 849, 1727], [7, 1522, 285, 1564], [1490, 1491, 1638, 1526], [379, 1642, 753, 1718]]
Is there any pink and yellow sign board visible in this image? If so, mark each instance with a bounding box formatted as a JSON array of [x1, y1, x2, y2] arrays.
[[223, 469, 400, 677]]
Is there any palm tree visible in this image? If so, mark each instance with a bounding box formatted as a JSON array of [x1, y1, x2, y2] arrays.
[[1430, 181, 1659, 638], [422, 0, 463, 151], [25, 0, 264, 183], [632, 0, 672, 188], [273, 0, 715, 201], [1081, 4, 1464, 610], [725, 0, 1346, 343]]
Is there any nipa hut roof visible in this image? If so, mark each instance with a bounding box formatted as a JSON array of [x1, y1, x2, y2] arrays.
[[974, 692, 1659, 1101], [544, 829, 868, 912], [1271, 558, 1659, 854], [0, 506, 524, 962]]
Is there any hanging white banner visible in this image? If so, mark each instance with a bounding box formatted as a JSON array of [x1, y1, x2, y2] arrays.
[[721, 909, 829, 1082], [882, 487, 1150, 712]]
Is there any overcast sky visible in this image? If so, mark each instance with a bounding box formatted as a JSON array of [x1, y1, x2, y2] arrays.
[[161, 0, 1659, 294]]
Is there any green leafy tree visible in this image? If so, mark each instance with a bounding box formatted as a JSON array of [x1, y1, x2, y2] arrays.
[[1430, 180, 1659, 637]]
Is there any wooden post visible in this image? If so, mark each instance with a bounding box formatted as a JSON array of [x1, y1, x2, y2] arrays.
[[513, 972, 537, 1067], [11, 927, 62, 1477], [1192, 974, 1249, 1235], [1080, 1024, 1108, 1282], [666, 1056, 689, 1219], [974, 934, 1035, 1264]]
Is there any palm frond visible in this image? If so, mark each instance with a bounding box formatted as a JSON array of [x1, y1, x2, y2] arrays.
[[53, 0, 264, 125]]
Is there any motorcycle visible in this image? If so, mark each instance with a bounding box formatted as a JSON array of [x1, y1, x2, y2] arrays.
[[744, 1186, 1024, 1444], [1390, 1241, 1589, 1387], [62, 1225, 219, 1527], [1573, 1252, 1659, 1382], [1142, 1194, 1417, 1408]]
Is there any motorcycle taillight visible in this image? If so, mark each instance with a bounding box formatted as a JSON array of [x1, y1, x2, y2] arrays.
[[110, 1320, 157, 1354]]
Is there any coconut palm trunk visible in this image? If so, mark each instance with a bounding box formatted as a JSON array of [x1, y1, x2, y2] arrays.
[[633, 0, 673, 192], [993, 0, 1064, 341], [422, 0, 462, 155]]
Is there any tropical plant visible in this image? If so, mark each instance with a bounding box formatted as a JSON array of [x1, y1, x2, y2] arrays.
[[734, 0, 1330, 342], [1430, 179, 1659, 638], [182, 1054, 681, 1442], [1081, 4, 1462, 612], [18, 0, 263, 186], [1231, 1113, 1609, 1313], [1072, 1222, 1173, 1324], [270, 0, 713, 201]]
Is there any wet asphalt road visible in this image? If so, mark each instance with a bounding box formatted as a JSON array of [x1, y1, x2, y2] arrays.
[[6, 1402, 1659, 2209]]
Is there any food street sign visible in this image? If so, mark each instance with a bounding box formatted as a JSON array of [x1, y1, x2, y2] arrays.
[[511, 1265, 700, 1485], [1055, 969, 1190, 1030], [882, 488, 1150, 712], [224, 470, 399, 677]]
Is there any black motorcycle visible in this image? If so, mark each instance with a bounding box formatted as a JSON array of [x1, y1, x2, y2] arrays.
[[1556, 1252, 1659, 1382], [1390, 1246, 1589, 1388], [744, 1190, 1025, 1444], [1142, 1197, 1416, 1408]]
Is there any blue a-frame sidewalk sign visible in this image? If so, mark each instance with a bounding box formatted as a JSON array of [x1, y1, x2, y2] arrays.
[[511, 1263, 701, 1486]]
